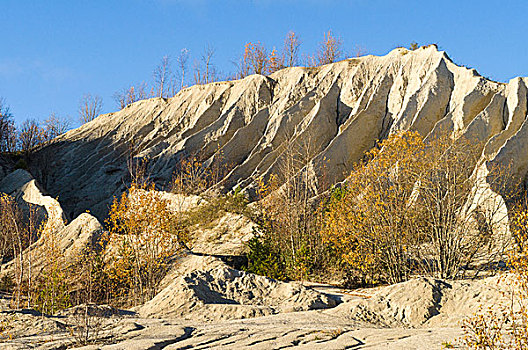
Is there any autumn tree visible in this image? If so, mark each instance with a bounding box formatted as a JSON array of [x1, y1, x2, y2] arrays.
[[170, 150, 232, 198], [247, 41, 269, 75], [412, 135, 514, 279], [105, 181, 190, 305], [171, 156, 213, 196], [32, 212, 71, 314], [282, 31, 302, 67], [268, 48, 282, 74], [79, 94, 102, 124], [237, 41, 286, 78], [238, 42, 269, 78], [316, 31, 343, 65], [323, 131, 514, 284], [323, 132, 426, 284], [462, 202, 528, 349]]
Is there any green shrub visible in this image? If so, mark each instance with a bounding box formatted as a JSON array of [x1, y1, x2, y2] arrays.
[[33, 268, 71, 314], [184, 191, 251, 229], [245, 231, 287, 281]]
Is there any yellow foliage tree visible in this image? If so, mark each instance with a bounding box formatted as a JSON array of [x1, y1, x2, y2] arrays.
[[32, 215, 71, 314], [316, 31, 343, 65], [323, 131, 426, 284], [238, 41, 286, 78], [283, 31, 301, 67], [268, 48, 282, 74], [105, 182, 189, 305], [323, 130, 511, 284]]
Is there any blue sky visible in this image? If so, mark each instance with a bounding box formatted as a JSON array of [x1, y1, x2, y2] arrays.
[[1, 0, 527, 125]]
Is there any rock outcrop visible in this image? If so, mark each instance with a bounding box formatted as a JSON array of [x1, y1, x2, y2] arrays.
[[0, 169, 103, 274], [4, 45, 527, 349], [30, 45, 528, 220]]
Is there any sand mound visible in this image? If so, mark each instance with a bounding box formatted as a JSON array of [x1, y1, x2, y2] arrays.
[[138, 255, 337, 321], [332, 274, 513, 328]]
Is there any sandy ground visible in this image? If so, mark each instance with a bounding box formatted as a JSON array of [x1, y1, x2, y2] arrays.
[[0, 306, 463, 349]]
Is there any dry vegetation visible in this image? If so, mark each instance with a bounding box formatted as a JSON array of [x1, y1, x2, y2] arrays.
[[244, 131, 517, 289], [0, 129, 522, 298], [462, 204, 528, 349]]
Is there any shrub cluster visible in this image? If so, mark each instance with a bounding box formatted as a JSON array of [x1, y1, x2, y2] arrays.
[[246, 131, 516, 286]]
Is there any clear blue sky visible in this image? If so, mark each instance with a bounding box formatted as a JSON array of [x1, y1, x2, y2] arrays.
[[1, 0, 527, 126]]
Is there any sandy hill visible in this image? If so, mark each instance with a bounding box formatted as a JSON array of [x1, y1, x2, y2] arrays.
[[25, 45, 528, 220]]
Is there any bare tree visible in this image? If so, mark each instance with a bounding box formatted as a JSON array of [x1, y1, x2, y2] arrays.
[[0, 194, 38, 308], [0, 194, 24, 307], [283, 31, 302, 67], [177, 48, 190, 90], [0, 98, 16, 152], [316, 31, 343, 65], [113, 83, 149, 110], [192, 60, 202, 85], [348, 45, 366, 58], [202, 44, 216, 84], [42, 113, 70, 141], [153, 55, 173, 98], [18, 119, 43, 155], [251, 133, 329, 280], [194, 44, 217, 85], [302, 53, 317, 68], [79, 94, 102, 124]]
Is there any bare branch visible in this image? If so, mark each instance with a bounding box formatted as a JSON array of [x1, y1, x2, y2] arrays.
[[78, 94, 103, 124]]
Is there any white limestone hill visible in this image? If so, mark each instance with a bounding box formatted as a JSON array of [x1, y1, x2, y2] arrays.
[[29, 45, 527, 220]]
